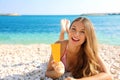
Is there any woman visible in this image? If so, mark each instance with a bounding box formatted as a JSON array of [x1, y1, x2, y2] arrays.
[[45, 17, 112, 80]]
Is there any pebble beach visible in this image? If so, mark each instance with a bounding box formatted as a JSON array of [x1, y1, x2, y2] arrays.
[[0, 44, 120, 80]]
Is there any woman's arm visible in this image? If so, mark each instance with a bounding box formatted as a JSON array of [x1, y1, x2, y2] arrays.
[[79, 54, 112, 80], [65, 73, 112, 80], [96, 54, 110, 73], [77, 72, 112, 80], [65, 55, 112, 80], [81, 55, 112, 80], [65, 72, 112, 80]]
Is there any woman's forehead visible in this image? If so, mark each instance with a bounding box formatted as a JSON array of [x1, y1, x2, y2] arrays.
[[72, 21, 85, 29]]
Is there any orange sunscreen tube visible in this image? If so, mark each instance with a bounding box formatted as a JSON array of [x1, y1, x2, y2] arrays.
[[51, 43, 60, 62]]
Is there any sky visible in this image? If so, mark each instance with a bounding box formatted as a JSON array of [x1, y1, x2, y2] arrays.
[[0, 0, 120, 15]]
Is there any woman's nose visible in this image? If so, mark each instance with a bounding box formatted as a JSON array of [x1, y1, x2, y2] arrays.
[[75, 31, 80, 37]]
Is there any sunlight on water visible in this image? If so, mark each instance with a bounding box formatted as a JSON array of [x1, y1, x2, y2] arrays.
[[0, 15, 120, 45]]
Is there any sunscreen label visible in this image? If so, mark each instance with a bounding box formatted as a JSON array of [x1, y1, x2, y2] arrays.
[[51, 43, 60, 62]]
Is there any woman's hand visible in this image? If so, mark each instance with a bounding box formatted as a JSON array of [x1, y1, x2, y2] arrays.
[[51, 60, 65, 76], [65, 77, 77, 80]]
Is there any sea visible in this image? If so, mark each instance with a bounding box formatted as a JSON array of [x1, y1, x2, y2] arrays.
[[0, 15, 120, 45]]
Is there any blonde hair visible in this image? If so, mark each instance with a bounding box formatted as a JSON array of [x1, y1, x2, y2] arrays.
[[70, 17, 101, 78]]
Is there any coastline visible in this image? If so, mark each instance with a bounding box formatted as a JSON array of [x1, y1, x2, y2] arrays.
[[0, 44, 120, 80]]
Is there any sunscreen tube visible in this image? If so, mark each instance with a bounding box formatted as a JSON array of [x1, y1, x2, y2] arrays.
[[51, 43, 60, 62]]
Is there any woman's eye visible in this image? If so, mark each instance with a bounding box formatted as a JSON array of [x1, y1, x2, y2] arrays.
[[80, 31, 85, 33], [71, 28, 76, 31]]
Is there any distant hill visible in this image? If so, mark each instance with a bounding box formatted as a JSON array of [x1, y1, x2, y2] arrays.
[[80, 13, 120, 16], [0, 13, 20, 16]]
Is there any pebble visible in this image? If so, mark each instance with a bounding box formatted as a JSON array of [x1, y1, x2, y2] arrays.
[[0, 44, 120, 80]]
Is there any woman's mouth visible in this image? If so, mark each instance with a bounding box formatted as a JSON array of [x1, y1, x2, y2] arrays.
[[71, 37, 80, 42]]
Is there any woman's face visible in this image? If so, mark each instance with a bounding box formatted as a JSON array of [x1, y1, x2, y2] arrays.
[[68, 21, 86, 46]]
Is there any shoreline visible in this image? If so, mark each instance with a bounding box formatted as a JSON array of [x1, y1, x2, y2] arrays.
[[0, 44, 120, 80]]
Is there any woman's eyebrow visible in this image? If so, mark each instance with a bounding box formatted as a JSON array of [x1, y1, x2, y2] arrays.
[[72, 25, 76, 27]]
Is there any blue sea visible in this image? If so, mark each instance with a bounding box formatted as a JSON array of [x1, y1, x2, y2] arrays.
[[0, 15, 120, 45]]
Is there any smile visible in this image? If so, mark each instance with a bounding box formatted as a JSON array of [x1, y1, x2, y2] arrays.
[[71, 37, 80, 42]]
